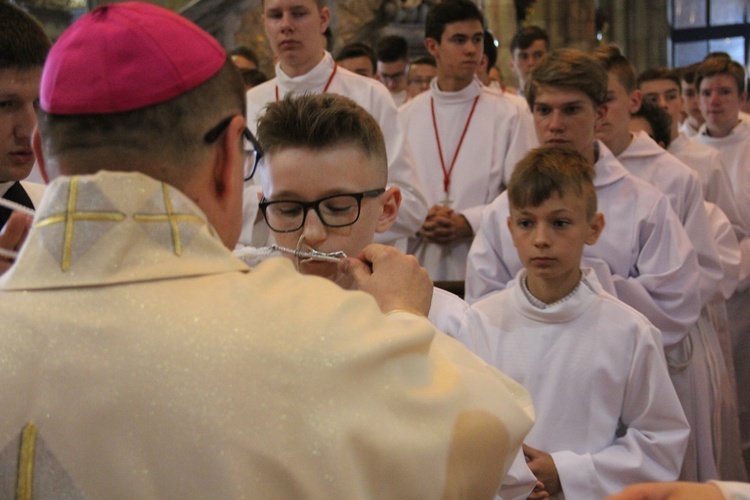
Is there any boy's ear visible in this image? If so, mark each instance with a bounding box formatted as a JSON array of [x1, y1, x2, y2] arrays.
[[425, 38, 439, 58], [375, 186, 401, 234], [585, 212, 606, 245], [595, 104, 608, 130], [629, 88, 643, 114]]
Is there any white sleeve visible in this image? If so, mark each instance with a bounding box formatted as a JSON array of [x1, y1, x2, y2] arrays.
[[711, 480, 750, 499], [612, 195, 702, 347], [680, 174, 723, 307], [465, 198, 515, 304], [704, 201, 741, 300], [552, 326, 689, 498], [370, 90, 429, 245]]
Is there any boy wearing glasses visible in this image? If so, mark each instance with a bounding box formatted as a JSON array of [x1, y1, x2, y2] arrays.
[[257, 92, 476, 335]]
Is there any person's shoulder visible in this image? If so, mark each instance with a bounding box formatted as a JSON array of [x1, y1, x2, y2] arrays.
[[479, 86, 524, 113], [335, 67, 390, 96], [399, 90, 429, 116], [470, 281, 514, 315], [590, 283, 662, 343], [432, 286, 468, 307]]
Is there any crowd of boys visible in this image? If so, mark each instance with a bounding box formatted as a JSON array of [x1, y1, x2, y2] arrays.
[[1, 0, 750, 498]]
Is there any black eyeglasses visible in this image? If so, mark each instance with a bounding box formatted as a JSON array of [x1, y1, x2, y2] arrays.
[[204, 116, 264, 181], [259, 189, 386, 233]]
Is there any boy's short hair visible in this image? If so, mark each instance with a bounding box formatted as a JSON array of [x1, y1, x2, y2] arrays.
[[375, 35, 408, 63], [678, 62, 700, 86], [425, 0, 484, 43], [632, 98, 673, 148], [410, 54, 437, 68], [336, 42, 377, 70], [695, 57, 747, 95], [525, 48, 608, 109], [591, 43, 637, 93], [637, 67, 681, 91], [0, 1, 51, 70], [508, 146, 598, 219], [257, 94, 388, 184], [38, 59, 245, 174], [483, 30, 498, 69], [229, 46, 259, 67], [509, 25, 549, 53], [240, 68, 268, 88]]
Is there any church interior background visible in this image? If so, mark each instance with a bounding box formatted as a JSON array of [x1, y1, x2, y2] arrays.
[[15, 0, 749, 94]]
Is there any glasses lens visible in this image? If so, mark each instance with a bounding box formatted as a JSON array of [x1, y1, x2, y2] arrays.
[[318, 195, 360, 227], [264, 201, 305, 232]]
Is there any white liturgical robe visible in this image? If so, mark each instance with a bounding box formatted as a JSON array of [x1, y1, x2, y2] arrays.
[[0, 171, 535, 498], [244, 52, 428, 247], [466, 141, 702, 347], [458, 269, 690, 499], [695, 119, 750, 458], [618, 131, 721, 306], [400, 78, 537, 280]]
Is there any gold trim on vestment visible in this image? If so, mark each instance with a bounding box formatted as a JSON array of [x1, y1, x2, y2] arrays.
[[16, 422, 37, 500], [35, 177, 126, 271], [133, 183, 204, 257]]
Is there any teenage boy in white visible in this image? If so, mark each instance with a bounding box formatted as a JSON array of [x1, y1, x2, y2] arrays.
[[400, 0, 536, 281], [693, 57, 750, 472]]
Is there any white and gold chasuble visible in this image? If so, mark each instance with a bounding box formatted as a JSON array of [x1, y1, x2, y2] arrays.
[[0, 171, 534, 499]]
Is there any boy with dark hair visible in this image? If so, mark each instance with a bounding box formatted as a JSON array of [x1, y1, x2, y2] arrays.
[[400, 0, 536, 281], [459, 146, 688, 498], [679, 63, 705, 137], [509, 25, 549, 96], [335, 42, 377, 78], [376, 35, 409, 105], [629, 97, 673, 148], [0, 3, 536, 496], [0, 1, 50, 231], [229, 45, 259, 70]]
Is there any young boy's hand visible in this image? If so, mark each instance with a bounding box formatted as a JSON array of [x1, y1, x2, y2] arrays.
[[523, 443, 561, 497]]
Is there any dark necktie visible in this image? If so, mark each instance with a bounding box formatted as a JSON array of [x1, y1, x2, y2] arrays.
[[0, 182, 34, 230]]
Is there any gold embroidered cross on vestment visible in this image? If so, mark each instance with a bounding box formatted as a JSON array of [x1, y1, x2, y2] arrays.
[[133, 182, 204, 257], [35, 176, 126, 271]]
